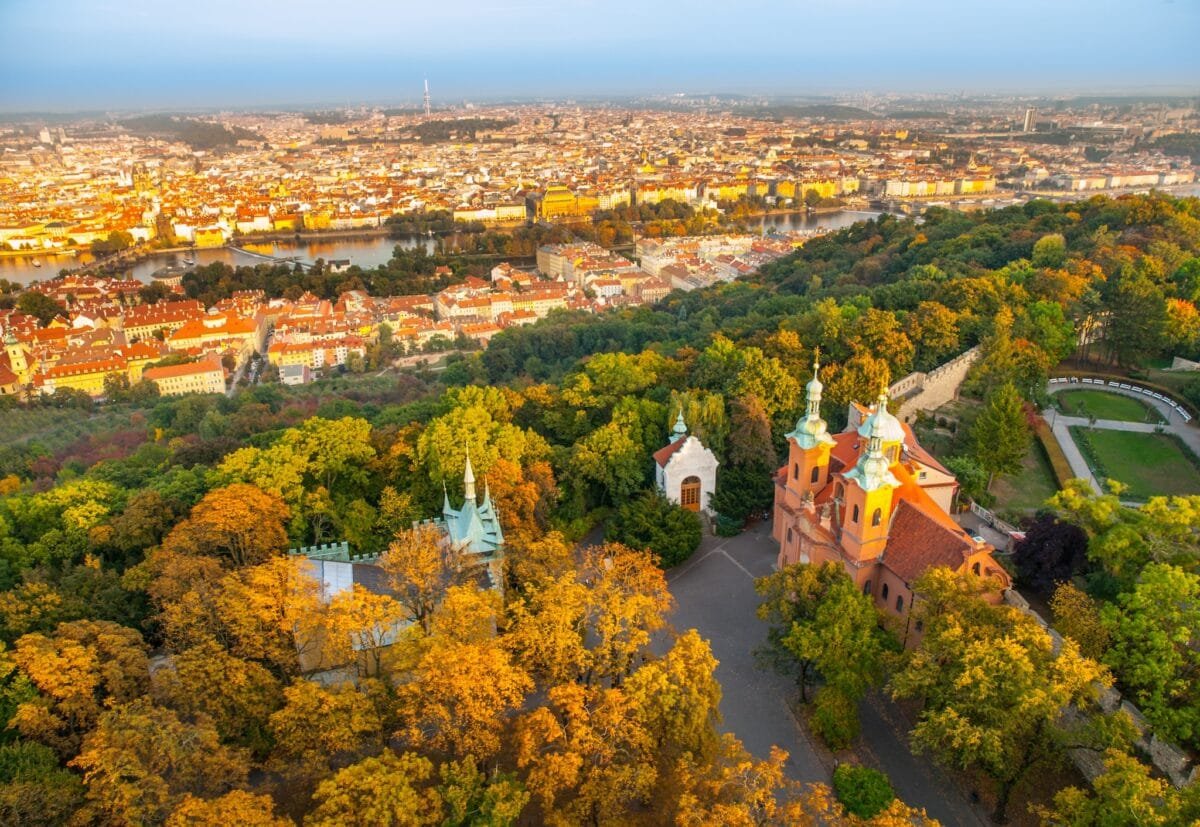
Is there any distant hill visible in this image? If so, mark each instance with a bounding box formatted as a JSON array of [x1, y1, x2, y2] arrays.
[[119, 114, 261, 150]]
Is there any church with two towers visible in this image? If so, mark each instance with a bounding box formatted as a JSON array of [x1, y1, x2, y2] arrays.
[[772, 357, 1010, 633]]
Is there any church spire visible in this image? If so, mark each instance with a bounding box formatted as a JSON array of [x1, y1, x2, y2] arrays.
[[805, 349, 823, 420], [463, 446, 477, 504], [786, 349, 833, 449], [670, 409, 687, 443], [846, 390, 899, 492]]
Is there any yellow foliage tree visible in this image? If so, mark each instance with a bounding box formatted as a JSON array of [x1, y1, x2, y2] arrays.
[[515, 682, 655, 826], [397, 640, 531, 763], [72, 698, 250, 826], [161, 483, 290, 568], [378, 523, 461, 633], [268, 680, 382, 779], [11, 619, 149, 756], [305, 751, 443, 827], [151, 639, 283, 753], [580, 543, 674, 684], [168, 791, 293, 826]]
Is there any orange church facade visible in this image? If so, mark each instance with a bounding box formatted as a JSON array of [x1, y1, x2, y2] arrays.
[[772, 359, 1011, 638]]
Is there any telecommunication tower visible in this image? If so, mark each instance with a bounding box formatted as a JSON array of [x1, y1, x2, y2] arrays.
[[423, 79, 431, 118]]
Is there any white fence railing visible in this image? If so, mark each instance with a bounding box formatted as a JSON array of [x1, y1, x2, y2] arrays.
[[1048, 376, 1192, 423]]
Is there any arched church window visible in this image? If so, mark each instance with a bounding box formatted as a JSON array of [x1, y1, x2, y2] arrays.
[[786, 527, 793, 545], [871, 508, 882, 527], [793, 463, 799, 480], [851, 504, 859, 523], [862, 580, 872, 596], [881, 583, 889, 600], [972, 561, 981, 576], [810, 466, 820, 484], [896, 595, 904, 612]]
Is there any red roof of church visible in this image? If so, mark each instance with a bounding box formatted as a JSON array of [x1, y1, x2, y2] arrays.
[[653, 437, 687, 468], [881, 498, 974, 583]]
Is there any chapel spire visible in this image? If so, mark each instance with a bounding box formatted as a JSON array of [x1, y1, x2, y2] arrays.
[[463, 446, 477, 504], [670, 409, 687, 443]]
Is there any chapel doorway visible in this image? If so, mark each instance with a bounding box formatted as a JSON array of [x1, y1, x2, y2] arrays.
[[680, 476, 701, 512]]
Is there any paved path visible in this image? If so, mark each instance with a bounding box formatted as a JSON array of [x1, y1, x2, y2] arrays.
[[665, 524, 987, 826], [1045, 381, 1200, 496]]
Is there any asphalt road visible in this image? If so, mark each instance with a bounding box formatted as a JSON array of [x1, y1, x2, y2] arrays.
[[665, 522, 989, 826]]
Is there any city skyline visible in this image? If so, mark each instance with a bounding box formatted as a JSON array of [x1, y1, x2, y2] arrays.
[[2, 0, 1198, 111]]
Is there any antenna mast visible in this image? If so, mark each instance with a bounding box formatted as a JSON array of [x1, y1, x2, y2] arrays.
[[423, 78, 431, 118]]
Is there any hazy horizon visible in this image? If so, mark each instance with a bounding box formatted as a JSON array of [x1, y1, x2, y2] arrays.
[[2, 0, 1198, 112]]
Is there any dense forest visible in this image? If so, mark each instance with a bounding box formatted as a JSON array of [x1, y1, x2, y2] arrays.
[[3, 194, 1200, 823]]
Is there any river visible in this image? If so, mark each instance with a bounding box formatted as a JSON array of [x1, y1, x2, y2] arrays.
[[0, 209, 880, 287]]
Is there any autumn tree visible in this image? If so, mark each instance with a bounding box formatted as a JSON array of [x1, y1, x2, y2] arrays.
[[579, 543, 673, 684], [625, 629, 722, 762], [72, 698, 250, 826], [396, 632, 531, 763], [167, 791, 293, 826], [161, 483, 290, 568], [378, 523, 461, 633], [1037, 748, 1200, 827], [755, 562, 887, 747], [505, 530, 573, 592], [515, 682, 655, 826], [0, 741, 86, 826], [327, 584, 409, 677], [1050, 582, 1109, 661], [306, 751, 444, 827], [216, 555, 326, 675], [889, 568, 1115, 823], [151, 639, 283, 754], [268, 680, 382, 779], [11, 619, 149, 756], [505, 573, 590, 687]]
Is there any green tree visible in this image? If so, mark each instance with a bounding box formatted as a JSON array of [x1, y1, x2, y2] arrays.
[[1101, 563, 1200, 750], [832, 764, 895, 819], [972, 382, 1029, 491], [1032, 233, 1067, 268], [755, 562, 887, 717], [606, 491, 702, 568], [15, 293, 65, 327], [1106, 272, 1166, 367], [889, 568, 1115, 823]]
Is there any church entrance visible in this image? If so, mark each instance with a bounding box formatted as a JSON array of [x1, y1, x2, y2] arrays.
[[680, 476, 701, 512]]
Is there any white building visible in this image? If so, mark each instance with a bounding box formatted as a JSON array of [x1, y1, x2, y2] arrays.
[[653, 412, 719, 516]]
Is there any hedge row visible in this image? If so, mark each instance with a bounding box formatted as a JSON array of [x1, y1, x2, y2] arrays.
[[1033, 417, 1075, 488]]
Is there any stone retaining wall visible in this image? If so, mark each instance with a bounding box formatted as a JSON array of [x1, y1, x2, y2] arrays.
[[889, 346, 981, 423], [1003, 589, 1197, 787]]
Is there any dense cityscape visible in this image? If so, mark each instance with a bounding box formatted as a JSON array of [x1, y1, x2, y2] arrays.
[[1, 0, 1199, 824]]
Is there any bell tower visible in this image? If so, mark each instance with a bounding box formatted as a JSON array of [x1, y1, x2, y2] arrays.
[[839, 402, 900, 564], [783, 353, 835, 505], [4, 329, 29, 386]]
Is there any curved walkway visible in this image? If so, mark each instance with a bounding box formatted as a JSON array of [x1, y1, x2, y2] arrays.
[[1045, 381, 1200, 496]]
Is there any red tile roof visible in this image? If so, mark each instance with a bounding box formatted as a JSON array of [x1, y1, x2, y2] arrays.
[[653, 437, 687, 468], [881, 498, 973, 584]]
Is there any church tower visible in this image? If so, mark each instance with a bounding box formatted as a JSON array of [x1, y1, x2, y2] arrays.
[[4, 329, 29, 387], [839, 388, 901, 565], [783, 353, 835, 504]]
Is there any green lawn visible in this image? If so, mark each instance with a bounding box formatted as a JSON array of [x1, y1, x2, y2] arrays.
[[992, 441, 1060, 515], [1055, 389, 1160, 423], [1071, 428, 1200, 501]]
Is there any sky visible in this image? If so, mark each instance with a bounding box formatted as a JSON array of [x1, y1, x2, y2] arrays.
[[1, 0, 1197, 111]]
